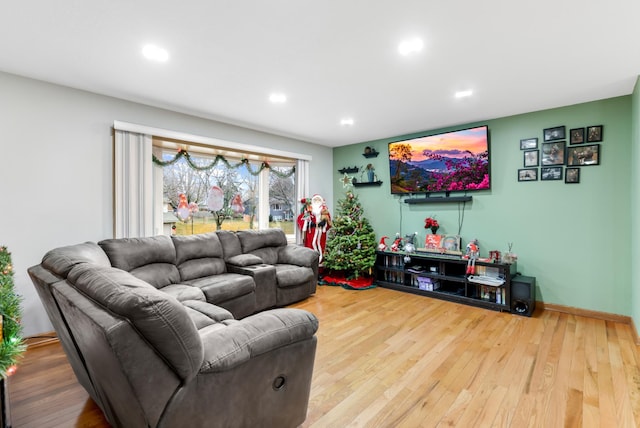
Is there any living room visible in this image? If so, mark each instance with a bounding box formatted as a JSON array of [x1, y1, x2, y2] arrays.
[[2, 2, 640, 427]]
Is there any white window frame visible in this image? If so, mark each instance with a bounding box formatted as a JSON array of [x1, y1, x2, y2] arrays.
[[113, 121, 310, 240]]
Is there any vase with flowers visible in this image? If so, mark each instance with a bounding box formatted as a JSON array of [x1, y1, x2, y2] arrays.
[[424, 216, 439, 234]]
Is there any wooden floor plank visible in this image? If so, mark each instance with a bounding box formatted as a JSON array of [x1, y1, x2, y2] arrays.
[[7, 285, 640, 427]]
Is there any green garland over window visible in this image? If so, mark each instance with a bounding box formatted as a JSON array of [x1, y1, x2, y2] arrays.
[[152, 149, 295, 178], [0, 246, 25, 377]]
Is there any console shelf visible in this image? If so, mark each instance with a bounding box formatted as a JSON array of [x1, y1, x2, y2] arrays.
[[375, 251, 516, 312]]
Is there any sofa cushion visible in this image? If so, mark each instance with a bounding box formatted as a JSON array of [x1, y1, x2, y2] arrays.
[[161, 284, 206, 302], [99, 236, 180, 288], [131, 263, 181, 289], [181, 300, 235, 330], [41, 242, 111, 278], [237, 229, 287, 253], [216, 230, 242, 260], [181, 300, 234, 322], [249, 247, 279, 265], [67, 264, 203, 382], [275, 264, 314, 288], [182, 302, 234, 330], [182, 273, 255, 304], [172, 233, 226, 281]]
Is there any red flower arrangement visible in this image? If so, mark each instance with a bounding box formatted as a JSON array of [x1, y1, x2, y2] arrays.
[[424, 216, 439, 234]]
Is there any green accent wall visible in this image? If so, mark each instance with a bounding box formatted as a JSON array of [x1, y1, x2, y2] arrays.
[[333, 96, 632, 316], [631, 78, 640, 327]]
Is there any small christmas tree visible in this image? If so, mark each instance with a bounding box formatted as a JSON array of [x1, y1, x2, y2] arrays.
[[0, 246, 25, 378], [323, 191, 377, 279]]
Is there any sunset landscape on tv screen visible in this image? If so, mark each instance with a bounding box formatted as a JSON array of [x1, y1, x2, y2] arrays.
[[388, 125, 490, 194]]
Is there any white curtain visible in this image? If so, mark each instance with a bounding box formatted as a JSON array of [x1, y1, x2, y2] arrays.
[[113, 130, 158, 238], [295, 159, 310, 245]]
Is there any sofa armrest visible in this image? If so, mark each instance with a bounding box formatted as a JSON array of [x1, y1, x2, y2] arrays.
[[199, 308, 318, 373], [226, 254, 264, 267], [277, 245, 319, 267]]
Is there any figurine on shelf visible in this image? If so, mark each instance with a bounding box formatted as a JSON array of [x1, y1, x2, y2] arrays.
[[403, 232, 418, 253], [366, 164, 375, 182], [502, 242, 517, 264], [390, 233, 403, 252], [378, 236, 389, 251], [465, 238, 479, 275]]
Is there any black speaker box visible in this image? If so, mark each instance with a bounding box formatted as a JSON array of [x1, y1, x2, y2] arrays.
[[511, 275, 536, 317]]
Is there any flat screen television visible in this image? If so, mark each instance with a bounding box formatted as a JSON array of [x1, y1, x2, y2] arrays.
[[388, 125, 490, 195]]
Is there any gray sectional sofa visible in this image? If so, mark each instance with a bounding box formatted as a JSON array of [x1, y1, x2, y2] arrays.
[[28, 228, 320, 428]]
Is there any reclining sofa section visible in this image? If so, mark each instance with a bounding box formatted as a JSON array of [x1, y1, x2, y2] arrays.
[[28, 228, 320, 428]]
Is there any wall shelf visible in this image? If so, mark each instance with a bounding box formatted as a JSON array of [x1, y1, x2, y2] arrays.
[[353, 180, 383, 187], [338, 167, 359, 174], [404, 195, 472, 204], [362, 152, 379, 158]]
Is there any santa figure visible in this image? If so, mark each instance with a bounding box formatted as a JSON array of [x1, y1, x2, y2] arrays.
[[297, 194, 332, 263]]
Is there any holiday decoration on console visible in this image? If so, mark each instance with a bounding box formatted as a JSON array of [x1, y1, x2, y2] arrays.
[[424, 216, 439, 234], [323, 191, 376, 279], [0, 246, 25, 378]]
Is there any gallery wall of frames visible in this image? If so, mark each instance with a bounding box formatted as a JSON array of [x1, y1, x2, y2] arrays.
[[517, 124, 602, 184]]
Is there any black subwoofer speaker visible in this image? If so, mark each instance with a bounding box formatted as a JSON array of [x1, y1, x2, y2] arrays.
[[511, 275, 536, 317]]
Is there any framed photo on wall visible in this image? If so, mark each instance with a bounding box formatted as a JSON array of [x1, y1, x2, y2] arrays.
[[565, 167, 580, 183], [541, 141, 565, 165], [523, 150, 539, 167], [570, 128, 585, 145], [566, 144, 600, 166], [587, 125, 603, 142], [541, 166, 563, 181], [543, 126, 565, 142], [518, 168, 538, 181], [520, 138, 538, 150]]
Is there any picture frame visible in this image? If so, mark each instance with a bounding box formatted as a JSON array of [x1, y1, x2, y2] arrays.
[[587, 125, 603, 142], [518, 168, 538, 181], [565, 167, 580, 184], [541, 141, 565, 166], [543, 126, 566, 142], [520, 137, 538, 150], [569, 127, 585, 145], [421, 234, 462, 255], [541, 166, 563, 181], [523, 150, 539, 167], [566, 144, 600, 166]]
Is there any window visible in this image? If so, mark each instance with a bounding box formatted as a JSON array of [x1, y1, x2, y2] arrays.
[[112, 121, 309, 241], [155, 139, 297, 239]]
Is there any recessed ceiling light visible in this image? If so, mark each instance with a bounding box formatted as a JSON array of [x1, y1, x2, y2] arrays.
[[455, 90, 473, 99], [340, 118, 354, 126], [269, 93, 287, 103], [142, 44, 169, 62], [398, 38, 424, 56]]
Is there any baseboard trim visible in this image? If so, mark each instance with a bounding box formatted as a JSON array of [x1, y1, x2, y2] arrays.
[[631, 318, 640, 345], [24, 331, 59, 349], [539, 301, 634, 326]]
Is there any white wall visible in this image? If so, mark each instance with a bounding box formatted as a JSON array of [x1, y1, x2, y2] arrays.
[[0, 71, 333, 336]]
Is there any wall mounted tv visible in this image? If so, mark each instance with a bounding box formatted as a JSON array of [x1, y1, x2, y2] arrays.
[[388, 125, 490, 195]]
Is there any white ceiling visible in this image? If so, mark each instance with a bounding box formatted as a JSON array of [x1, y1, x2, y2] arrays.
[[1, 1, 639, 147]]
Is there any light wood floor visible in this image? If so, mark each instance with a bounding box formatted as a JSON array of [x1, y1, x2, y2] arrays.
[[8, 285, 640, 427]]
